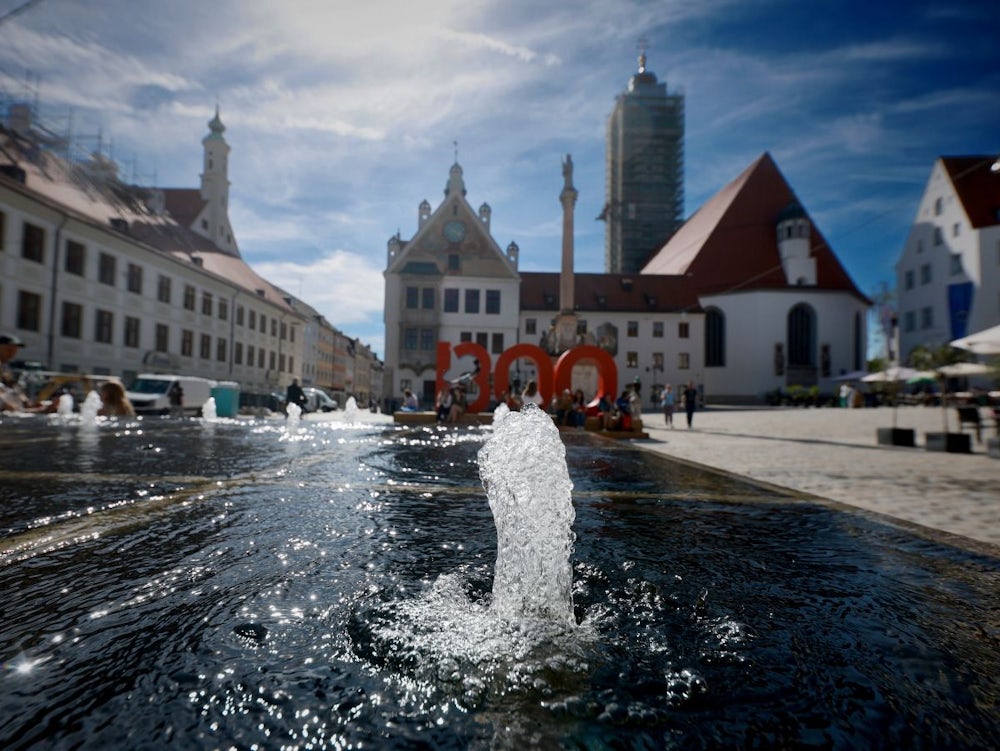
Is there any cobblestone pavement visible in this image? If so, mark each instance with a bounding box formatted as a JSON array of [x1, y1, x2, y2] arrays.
[[632, 404, 999, 550]]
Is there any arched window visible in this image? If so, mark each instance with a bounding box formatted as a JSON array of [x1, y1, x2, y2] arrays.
[[705, 308, 725, 367], [787, 303, 816, 367]]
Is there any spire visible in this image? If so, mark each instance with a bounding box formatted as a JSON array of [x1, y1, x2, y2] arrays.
[[638, 37, 647, 73], [205, 105, 226, 142], [445, 161, 466, 197]]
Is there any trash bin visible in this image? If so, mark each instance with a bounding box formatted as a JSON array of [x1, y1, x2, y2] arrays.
[[210, 381, 240, 418]]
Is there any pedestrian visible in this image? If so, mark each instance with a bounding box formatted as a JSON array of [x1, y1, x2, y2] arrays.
[[168, 381, 185, 417], [683, 380, 698, 428], [660, 384, 675, 428]]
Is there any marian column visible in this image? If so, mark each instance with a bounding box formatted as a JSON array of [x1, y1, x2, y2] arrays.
[[559, 154, 577, 314]]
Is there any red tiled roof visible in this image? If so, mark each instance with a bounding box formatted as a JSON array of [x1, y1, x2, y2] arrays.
[[161, 188, 205, 228], [641, 152, 868, 302], [520, 272, 701, 313], [941, 156, 1000, 229]]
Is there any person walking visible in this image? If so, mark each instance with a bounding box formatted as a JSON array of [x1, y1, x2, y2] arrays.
[[682, 380, 698, 429], [660, 384, 675, 428]]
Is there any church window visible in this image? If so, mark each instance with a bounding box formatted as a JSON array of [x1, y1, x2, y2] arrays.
[[786, 304, 815, 367], [444, 288, 459, 313], [705, 309, 725, 367]]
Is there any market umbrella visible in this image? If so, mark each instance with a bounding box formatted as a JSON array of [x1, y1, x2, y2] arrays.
[[832, 370, 870, 382], [861, 366, 921, 383], [950, 324, 1000, 355], [905, 371, 938, 385], [937, 362, 992, 377]]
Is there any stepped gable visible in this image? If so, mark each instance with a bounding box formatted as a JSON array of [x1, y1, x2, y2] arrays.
[[941, 156, 1000, 229], [640, 152, 868, 302]]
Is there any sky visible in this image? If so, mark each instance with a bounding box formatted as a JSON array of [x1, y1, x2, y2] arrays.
[[1, 0, 998, 360]]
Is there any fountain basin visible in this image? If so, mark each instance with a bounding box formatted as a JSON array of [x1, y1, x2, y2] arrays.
[[0, 416, 996, 749]]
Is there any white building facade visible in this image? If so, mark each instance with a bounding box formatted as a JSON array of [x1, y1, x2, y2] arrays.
[[896, 156, 1000, 361]]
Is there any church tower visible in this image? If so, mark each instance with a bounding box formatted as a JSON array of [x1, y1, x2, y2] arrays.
[[194, 107, 238, 254], [601, 47, 684, 273]]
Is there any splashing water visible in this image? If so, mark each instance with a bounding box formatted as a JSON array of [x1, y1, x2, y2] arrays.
[[56, 393, 75, 416], [343, 396, 358, 422], [478, 402, 576, 626], [285, 401, 302, 431], [201, 396, 217, 421], [80, 391, 101, 424]]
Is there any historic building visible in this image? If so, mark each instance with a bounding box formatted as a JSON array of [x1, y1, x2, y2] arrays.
[[0, 103, 380, 405], [641, 153, 869, 401], [600, 50, 685, 274], [384, 152, 867, 407], [895, 155, 1000, 361]]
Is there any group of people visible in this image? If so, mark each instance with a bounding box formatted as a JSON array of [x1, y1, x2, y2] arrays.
[[435, 384, 468, 423], [659, 380, 699, 428], [2, 333, 135, 416]]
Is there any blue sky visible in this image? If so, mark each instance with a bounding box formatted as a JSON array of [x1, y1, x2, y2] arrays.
[[2, 0, 998, 360]]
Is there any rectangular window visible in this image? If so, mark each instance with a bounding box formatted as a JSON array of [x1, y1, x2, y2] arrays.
[[248, 309, 256, 329], [626, 351, 638, 368], [405, 286, 419, 309], [61, 301, 83, 338], [218, 299, 228, 321], [921, 306, 933, 329], [183, 284, 196, 310], [157, 274, 172, 303], [404, 327, 418, 350], [491, 332, 504, 354], [465, 289, 480, 314], [448, 254, 460, 271], [236, 305, 244, 326], [247, 345, 255, 367], [903, 311, 915, 333], [21, 222, 45, 263], [476, 332, 489, 349], [920, 263, 932, 284], [444, 288, 459, 313], [679, 321, 690, 338], [950, 254, 962, 275], [525, 318, 536, 335], [459, 331, 472, 343], [679, 352, 690, 369], [200, 334, 212, 359], [181, 329, 193, 357], [257, 348, 264, 369], [422, 287, 435, 310], [280, 322, 287, 340], [652, 321, 664, 338], [99, 252, 116, 285], [202, 292, 213, 316], [216, 338, 227, 362], [933, 227, 942, 246], [127, 263, 143, 294], [17, 290, 42, 331], [577, 319, 588, 335], [419, 328, 435, 350], [279, 354, 286, 372], [627, 321, 638, 337], [234, 342, 243, 365], [65, 240, 85, 275], [904, 270, 914, 290], [155, 324, 169, 353], [269, 351, 276, 370], [95, 309, 113, 343], [124, 316, 140, 348], [271, 319, 277, 337], [485, 289, 501, 315]]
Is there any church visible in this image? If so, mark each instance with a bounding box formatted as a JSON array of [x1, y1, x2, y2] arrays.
[[382, 58, 869, 409]]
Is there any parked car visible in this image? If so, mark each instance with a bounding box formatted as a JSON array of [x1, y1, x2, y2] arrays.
[[302, 387, 339, 412], [126, 374, 217, 416]]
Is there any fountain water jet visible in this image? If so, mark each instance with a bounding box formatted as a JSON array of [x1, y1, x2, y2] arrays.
[[80, 390, 101, 424], [478, 403, 576, 626], [201, 396, 218, 421]]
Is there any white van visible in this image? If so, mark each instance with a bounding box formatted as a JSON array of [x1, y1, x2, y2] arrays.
[[127, 374, 217, 416]]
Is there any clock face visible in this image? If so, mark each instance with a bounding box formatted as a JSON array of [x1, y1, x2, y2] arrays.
[[443, 220, 467, 243]]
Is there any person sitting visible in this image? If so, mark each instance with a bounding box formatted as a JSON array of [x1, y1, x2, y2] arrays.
[[435, 388, 453, 422], [554, 388, 575, 426], [571, 389, 588, 427], [98, 381, 136, 417], [400, 389, 419, 411], [447, 386, 467, 423], [521, 379, 544, 408], [615, 389, 633, 431]]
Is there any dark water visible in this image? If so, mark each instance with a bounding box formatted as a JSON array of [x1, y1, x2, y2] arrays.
[[0, 414, 997, 750]]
